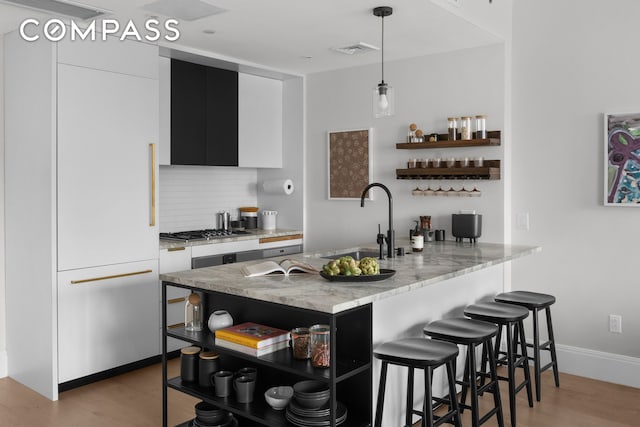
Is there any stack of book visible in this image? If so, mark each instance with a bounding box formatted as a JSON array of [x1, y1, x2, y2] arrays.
[[215, 322, 290, 357]]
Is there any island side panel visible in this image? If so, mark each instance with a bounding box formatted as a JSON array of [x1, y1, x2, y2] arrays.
[[371, 263, 505, 426]]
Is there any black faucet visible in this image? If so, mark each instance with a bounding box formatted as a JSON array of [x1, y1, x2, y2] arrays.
[[360, 183, 395, 258]]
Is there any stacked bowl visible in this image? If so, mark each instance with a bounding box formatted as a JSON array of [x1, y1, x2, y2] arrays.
[[192, 402, 236, 427], [292, 380, 330, 409]]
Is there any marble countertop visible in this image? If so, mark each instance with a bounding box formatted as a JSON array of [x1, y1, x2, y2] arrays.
[[159, 229, 303, 250], [159, 241, 540, 314]]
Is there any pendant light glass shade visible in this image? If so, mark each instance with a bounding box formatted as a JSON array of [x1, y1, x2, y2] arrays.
[[372, 6, 394, 118], [373, 81, 394, 117]]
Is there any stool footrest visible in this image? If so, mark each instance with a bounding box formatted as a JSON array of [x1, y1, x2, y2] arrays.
[[526, 340, 552, 350], [540, 361, 556, 372], [477, 381, 497, 394], [411, 403, 458, 427], [433, 410, 459, 427], [432, 396, 452, 406], [479, 407, 500, 425], [514, 380, 530, 395]]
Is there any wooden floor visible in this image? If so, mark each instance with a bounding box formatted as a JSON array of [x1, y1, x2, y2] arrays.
[[0, 360, 639, 426], [431, 369, 640, 427]]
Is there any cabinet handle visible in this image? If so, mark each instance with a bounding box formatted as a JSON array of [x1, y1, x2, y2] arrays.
[[168, 297, 185, 304], [70, 269, 153, 284], [149, 143, 156, 227], [167, 247, 186, 252]]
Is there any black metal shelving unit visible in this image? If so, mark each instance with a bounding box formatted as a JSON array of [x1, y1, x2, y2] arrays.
[[162, 282, 373, 427]]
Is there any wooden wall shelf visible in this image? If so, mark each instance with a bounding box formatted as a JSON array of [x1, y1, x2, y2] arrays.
[[396, 130, 501, 149], [396, 160, 501, 180]]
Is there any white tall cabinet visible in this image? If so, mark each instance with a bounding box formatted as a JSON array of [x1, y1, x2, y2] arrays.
[[4, 33, 160, 400]]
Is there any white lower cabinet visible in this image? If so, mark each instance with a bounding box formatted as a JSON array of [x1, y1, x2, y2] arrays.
[[160, 247, 192, 352], [57, 260, 160, 383]]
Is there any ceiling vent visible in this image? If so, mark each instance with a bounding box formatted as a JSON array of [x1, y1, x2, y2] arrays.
[[332, 42, 379, 55], [142, 0, 227, 22], [0, 0, 107, 20]]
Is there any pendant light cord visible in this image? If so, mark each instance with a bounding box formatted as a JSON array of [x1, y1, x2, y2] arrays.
[[381, 13, 385, 84]]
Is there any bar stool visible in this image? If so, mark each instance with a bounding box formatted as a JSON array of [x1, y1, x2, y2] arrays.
[[424, 318, 504, 427], [464, 302, 533, 427], [495, 291, 559, 401], [374, 338, 462, 427]]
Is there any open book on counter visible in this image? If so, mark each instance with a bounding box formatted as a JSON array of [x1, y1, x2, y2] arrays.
[[241, 259, 320, 277]]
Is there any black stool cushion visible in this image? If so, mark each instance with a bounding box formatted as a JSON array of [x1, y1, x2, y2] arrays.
[[464, 301, 529, 323], [374, 338, 459, 367], [495, 290, 555, 309], [424, 317, 498, 344]]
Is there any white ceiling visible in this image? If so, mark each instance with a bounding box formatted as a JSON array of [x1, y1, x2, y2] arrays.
[[0, 0, 506, 75]]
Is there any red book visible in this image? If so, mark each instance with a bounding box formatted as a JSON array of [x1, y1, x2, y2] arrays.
[[215, 322, 290, 349]]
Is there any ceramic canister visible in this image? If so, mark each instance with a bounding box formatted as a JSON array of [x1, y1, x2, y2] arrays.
[[180, 346, 201, 383], [198, 351, 220, 388]]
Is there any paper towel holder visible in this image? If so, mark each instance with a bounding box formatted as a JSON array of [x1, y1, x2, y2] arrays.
[[262, 179, 295, 195]]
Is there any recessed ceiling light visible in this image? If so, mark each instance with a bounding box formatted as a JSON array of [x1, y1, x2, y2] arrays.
[[142, 0, 227, 22]]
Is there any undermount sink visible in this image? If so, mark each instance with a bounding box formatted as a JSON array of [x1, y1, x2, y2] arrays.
[[327, 250, 382, 260]]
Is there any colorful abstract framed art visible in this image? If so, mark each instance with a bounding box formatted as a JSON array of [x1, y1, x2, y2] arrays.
[[604, 112, 640, 206]]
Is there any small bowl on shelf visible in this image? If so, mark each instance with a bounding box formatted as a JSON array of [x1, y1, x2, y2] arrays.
[[264, 386, 294, 410]]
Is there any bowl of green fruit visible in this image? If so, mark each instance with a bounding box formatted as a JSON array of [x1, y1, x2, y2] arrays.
[[320, 256, 395, 282]]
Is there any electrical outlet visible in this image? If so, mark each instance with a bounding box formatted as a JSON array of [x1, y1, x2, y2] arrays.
[[516, 212, 530, 230], [609, 314, 622, 334]]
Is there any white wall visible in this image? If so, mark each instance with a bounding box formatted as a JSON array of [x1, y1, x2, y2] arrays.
[[305, 44, 506, 253], [0, 33, 6, 378], [257, 77, 304, 231], [511, 0, 640, 385]]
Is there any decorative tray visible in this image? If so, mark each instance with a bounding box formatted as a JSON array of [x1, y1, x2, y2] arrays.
[[319, 269, 396, 282]]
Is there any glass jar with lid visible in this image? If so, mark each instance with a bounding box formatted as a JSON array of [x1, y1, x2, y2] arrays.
[[185, 292, 203, 331], [475, 115, 487, 139], [309, 324, 331, 368], [291, 327, 311, 360], [460, 116, 472, 140], [447, 117, 458, 141]]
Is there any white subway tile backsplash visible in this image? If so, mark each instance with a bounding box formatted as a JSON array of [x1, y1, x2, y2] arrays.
[[159, 165, 257, 232]]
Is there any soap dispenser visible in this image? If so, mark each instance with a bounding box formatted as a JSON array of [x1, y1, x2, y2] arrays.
[[411, 221, 424, 253]]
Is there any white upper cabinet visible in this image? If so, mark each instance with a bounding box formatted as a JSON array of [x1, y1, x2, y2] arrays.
[[57, 62, 159, 271], [57, 37, 158, 79], [238, 73, 283, 168]]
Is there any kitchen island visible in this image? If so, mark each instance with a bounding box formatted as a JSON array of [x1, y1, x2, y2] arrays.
[[160, 241, 540, 426]]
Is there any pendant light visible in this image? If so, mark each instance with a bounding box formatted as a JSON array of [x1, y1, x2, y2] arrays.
[[373, 6, 394, 117]]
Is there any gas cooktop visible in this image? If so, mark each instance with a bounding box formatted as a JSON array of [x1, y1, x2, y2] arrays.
[[160, 229, 251, 242]]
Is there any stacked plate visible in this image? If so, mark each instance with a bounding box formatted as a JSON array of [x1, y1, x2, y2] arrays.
[[191, 417, 237, 427], [285, 401, 347, 427], [286, 381, 347, 427]]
